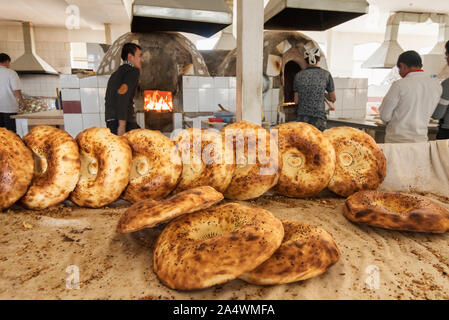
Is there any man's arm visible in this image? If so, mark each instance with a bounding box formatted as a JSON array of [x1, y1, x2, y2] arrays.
[[325, 91, 336, 103], [114, 68, 140, 135], [431, 80, 449, 119], [13, 90, 26, 109], [379, 82, 401, 123], [325, 73, 336, 104], [294, 92, 299, 105], [432, 98, 449, 120], [10, 71, 26, 109]]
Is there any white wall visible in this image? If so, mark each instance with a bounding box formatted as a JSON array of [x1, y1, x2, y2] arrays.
[[0, 23, 130, 74]]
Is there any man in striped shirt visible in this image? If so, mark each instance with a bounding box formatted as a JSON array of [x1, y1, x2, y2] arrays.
[[432, 41, 449, 140]]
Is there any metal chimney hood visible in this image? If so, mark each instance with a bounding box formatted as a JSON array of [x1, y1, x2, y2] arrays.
[[11, 22, 58, 75], [131, 0, 232, 37], [363, 12, 449, 70], [264, 0, 369, 31]]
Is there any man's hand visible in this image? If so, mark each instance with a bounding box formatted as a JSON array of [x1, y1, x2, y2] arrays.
[[117, 120, 126, 136]]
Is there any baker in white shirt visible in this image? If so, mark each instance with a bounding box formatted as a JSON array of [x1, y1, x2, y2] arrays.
[[379, 50, 442, 143], [0, 53, 26, 133]]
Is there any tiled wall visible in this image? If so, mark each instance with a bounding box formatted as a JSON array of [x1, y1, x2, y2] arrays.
[[60, 74, 110, 138], [182, 75, 368, 123], [263, 88, 281, 123], [182, 76, 237, 113], [329, 78, 368, 119], [20, 74, 60, 97]]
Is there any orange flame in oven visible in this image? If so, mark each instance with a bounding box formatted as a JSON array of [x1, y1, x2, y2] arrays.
[[144, 90, 173, 112]]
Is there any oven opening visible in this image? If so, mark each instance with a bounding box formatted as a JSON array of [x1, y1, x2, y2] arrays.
[[283, 61, 302, 103], [144, 90, 174, 113]]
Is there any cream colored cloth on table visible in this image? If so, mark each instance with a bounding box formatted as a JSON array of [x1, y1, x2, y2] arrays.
[[379, 139, 449, 198]]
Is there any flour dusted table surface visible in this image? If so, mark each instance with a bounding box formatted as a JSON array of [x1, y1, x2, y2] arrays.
[[1, 194, 448, 300]]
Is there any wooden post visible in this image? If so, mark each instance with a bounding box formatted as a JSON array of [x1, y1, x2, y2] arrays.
[[236, 0, 264, 125]]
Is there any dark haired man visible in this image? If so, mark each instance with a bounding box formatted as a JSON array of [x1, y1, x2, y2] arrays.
[[105, 42, 143, 136], [431, 41, 449, 140], [379, 50, 442, 143], [0, 53, 26, 132]]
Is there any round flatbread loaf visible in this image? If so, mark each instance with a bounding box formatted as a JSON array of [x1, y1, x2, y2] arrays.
[[0, 128, 34, 211], [116, 186, 224, 233], [239, 221, 340, 285], [344, 191, 449, 233], [70, 127, 132, 208], [274, 122, 335, 197], [122, 129, 182, 202], [153, 202, 284, 290], [324, 126, 386, 197], [173, 128, 234, 193], [222, 121, 281, 200], [20, 126, 80, 210]]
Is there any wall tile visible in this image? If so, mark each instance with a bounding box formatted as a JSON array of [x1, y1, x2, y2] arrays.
[[263, 90, 272, 113], [100, 113, 106, 128], [80, 76, 98, 88], [228, 89, 236, 112], [183, 76, 199, 89], [97, 75, 110, 88], [82, 113, 101, 129], [64, 114, 83, 138], [229, 77, 236, 88], [214, 88, 229, 111], [81, 88, 100, 113], [61, 89, 80, 101], [198, 77, 214, 89], [98, 88, 106, 114], [355, 89, 368, 108], [183, 88, 199, 112], [214, 77, 229, 88], [356, 78, 368, 89], [334, 89, 343, 110], [59, 75, 80, 89], [342, 89, 356, 108], [271, 88, 280, 107], [198, 88, 215, 112]]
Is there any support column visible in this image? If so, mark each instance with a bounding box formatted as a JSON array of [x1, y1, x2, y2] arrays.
[[104, 23, 112, 45], [236, 0, 264, 125]]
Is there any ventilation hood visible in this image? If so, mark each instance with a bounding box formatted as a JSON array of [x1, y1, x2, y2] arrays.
[[10, 22, 58, 75], [131, 0, 232, 37], [264, 0, 369, 31], [362, 12, 449, 73]]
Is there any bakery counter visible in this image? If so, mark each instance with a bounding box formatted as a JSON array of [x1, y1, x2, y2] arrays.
[[327, 117, 439, 143], [1, 194, 448, 300], [11, 110, 64, 137]]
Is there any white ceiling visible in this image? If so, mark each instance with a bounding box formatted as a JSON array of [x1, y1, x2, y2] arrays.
[[0, 0, 448, 35], [0, 0, 131, 30]]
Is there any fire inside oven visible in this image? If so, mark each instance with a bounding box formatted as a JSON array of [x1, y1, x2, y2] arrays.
[[144, 90, 174, 132]]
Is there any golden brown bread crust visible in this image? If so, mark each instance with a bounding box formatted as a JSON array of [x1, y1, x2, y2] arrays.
[[240, 221, 340, 285], [274, 122, 335, 197], [70, 127, 132, 208], [173, 128, 235, 194], [122, 129, 182, 202], [20, 126, 80, 210], [222, 121, 281, 200], [0, 128, 34, 211], [153, 202, 284, 290], [324, 126, 386, 197], [344, 191, 449, 233], [116, 186, 224, 233]]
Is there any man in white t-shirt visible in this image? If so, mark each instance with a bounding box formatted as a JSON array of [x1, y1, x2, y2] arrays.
[[0, 53, 26, 133], [379, 50, 442, 143]]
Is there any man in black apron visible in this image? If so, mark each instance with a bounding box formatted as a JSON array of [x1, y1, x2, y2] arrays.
[[105, 43, 143, 135]]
